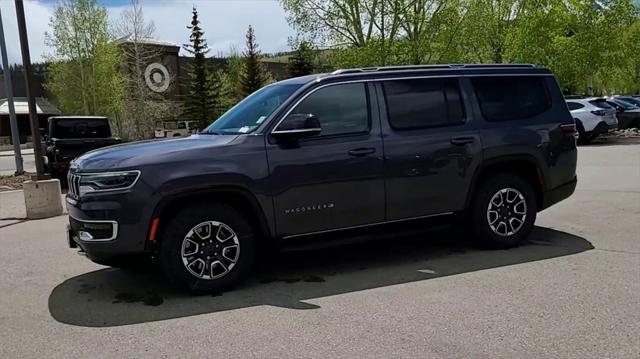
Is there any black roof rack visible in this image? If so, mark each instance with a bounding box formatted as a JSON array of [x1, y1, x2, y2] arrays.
[[564, 95, 585, 99], [331, 64, 536, 75]]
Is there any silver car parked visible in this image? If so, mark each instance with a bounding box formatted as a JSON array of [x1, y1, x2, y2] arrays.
[[566, 97, 618, 144]]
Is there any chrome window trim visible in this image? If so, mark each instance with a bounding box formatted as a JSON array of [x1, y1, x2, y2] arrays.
[[271, 128, 322, 135], [269, 73, 553, 134], [68, 213, 119, 242], [270, 80, 373, 137]]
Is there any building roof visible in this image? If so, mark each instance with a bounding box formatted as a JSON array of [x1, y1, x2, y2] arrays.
[[0, 97, 61, 115], [114, 35, 180, 48]]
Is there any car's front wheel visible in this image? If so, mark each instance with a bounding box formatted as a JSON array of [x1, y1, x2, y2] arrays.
[[471, 173, 536, 248], [159, 202, 256, 293]]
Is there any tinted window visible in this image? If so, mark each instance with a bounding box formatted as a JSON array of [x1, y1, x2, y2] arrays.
[[588, 100, 613, 109], [283, 83, 369, 136], [567, 102, 584, 110], [383, 78, 464, 129], [51, 119, 111, 138], [616, 97, 640, 106], [472, 76, 551, 121], [613, 99, 639, 109]]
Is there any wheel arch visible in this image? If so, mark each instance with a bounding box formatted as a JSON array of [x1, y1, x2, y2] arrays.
[[465, 155, 544, 212], [148, 186, 273, 249]]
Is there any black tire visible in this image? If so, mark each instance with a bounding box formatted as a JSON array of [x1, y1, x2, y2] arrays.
[[159, 202, 256, 293], [575, 120, 592, 145], [471, 173, 537, 249]]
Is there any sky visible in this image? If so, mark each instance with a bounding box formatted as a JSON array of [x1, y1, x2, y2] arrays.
[[0, 0, 295, 65]]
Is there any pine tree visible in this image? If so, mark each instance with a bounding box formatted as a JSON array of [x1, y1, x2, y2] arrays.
[[287, 41, 315, 77], [182, 7, 220, 129], [239, 25, 268, 97]]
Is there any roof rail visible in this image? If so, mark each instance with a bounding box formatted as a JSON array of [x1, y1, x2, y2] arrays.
[[331, 64, 536, 75]]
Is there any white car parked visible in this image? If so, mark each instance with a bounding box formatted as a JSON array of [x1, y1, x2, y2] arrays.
[[566, 97, 618, 144], [154, 120, 200, 138]]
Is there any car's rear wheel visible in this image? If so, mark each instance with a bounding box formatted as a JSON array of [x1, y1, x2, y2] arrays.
[[575, 120, 592, 145], [159, 202, 256, 293], [471, 173, 536, 248]]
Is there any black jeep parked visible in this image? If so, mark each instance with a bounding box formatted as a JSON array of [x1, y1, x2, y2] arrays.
[[66, 64, 577, 293], [45, 116, 120, 178]]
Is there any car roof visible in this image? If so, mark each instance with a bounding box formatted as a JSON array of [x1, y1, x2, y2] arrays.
[[48, 116, 108, 120], [277, 64, 552, 86]]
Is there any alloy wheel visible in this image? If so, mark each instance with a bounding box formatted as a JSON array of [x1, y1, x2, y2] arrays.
[[181, 221, 240, 280], [486, 187, 527, 237]]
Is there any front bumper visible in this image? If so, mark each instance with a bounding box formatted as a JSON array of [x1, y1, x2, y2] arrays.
[[65, 190, 155, 264]]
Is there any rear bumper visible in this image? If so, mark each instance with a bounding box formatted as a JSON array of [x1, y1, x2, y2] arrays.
[[51, 161, 70, 173], [587, 121, 617, 137], [540, 177, 577, 211]]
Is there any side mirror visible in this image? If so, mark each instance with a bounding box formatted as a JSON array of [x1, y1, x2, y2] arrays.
[[272, 113, 321, 140]]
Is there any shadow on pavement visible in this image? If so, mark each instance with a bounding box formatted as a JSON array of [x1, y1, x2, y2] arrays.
[[49, 226, 593, 327], [584, 137, 640, 147]]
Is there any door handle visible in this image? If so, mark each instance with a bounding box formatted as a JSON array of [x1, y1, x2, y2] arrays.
[[450, 137, 475, 146], [348, 148, 376, 157]]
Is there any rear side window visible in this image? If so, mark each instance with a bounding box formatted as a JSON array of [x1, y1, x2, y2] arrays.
[[472, 76, 552, 121], [589, 100, 613, 109], [567, 102, 584, 110], [382, 78, 465, 129], [52, 119, 111, 138]]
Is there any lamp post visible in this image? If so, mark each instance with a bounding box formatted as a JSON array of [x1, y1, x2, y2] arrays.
[[15, 0, 47, 180], [0, 8, 24, 175]]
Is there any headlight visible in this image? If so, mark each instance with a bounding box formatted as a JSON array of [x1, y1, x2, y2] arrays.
[[78, 171, 140, 195]]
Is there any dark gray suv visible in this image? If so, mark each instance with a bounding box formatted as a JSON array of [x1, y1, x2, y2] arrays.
[[66, 64, 578, 292]]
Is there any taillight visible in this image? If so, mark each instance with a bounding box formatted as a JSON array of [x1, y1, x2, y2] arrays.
[[559, 123, 576, 134], [591, 110, 607, 116]]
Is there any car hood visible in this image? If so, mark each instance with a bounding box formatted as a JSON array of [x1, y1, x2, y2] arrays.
[[72, 134, 239, 171]]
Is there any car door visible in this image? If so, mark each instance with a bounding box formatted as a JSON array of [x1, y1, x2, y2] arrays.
[[266, 82, 385, 237], [376, 76, 483, 220]]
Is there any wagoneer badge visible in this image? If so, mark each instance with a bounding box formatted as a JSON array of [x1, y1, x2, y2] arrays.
[[285, 203, 334, 214]]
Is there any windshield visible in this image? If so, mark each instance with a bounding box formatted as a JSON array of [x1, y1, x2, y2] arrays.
[[51, 118, 111, 139], [203, 84, 302, 134], [617, 97, 640, 107], [612, 99, 638, 110]]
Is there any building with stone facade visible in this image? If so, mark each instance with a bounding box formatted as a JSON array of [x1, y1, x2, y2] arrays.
[[0, 38, 287, 143]]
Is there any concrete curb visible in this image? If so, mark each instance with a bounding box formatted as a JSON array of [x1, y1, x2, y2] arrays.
[[0, 149, 34, 157], [0, 189, 67, 220]]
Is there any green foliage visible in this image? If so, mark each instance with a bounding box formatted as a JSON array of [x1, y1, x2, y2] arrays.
[[182, 7, 221, 129], [281, 0, 640, 95], [219, 47, 244, 109], [504, 0, 639, 95], [287, 41, 315, 77], [44, 0, 124, 119], [239, 25, 269, 98]]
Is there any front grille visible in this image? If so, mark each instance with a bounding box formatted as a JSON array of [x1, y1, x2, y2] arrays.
[[67, 172, 81, 197]]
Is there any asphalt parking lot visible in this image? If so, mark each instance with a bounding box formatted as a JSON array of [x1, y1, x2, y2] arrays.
[[0, 141, 638, 358]]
